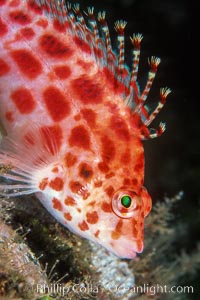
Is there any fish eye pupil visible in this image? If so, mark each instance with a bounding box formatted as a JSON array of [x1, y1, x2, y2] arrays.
[[121, 195, 132, 208]]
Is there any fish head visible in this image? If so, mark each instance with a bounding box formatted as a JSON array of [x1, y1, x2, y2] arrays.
[[78, 172, 152, 259]]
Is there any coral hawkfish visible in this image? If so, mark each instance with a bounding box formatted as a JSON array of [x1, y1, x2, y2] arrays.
[[0, 0, 170, 258]]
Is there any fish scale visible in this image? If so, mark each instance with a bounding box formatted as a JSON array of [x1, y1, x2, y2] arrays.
[[0, 0, 171, 258]]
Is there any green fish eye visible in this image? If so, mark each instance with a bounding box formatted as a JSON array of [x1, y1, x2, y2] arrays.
[[121, 195, 132, 208]]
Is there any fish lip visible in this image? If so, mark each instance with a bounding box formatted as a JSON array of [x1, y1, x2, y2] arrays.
[[116, 249, 137, 259]]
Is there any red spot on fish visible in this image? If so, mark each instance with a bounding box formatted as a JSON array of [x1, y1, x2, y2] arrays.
[[77, 59, 93, 71], [101, 135, 115, 162], [0, 0, 6, 6], [123, 178, 131, 186], [40, 124, 63, 155], [78, 221, 89, 231], [51, 167, 58, 173], [82, 191, 90, 200], [94, 179, 103, 188], [134, 162, 144, 172], [5, 111, 14, 122], [111, 220, 123, 240], [10, 49, 42, 79], [64, 212, 72, 221], [69, 181, 83, 193], [9, 0, 20, 6], [20, 27, 35, 39], [98, 162, 109, 173], [36, 18, 48, 28], [64, 196, 76, 206], [39, 177, 48, 191], [73, 36, 91, 54], [9, 10, 31, 25], [105, 172, 115, 179], [28, 0, 43, 14], [88, 201, 95, 207], [0, 58, 10, 76], [71, 75, 103, 104], [49, 177, 64, 191], [81, 109, 97, 128], [64, 152, 77, 168], [110, 116, 130, 140], [145, 204, 151, 215], [52, 197, 62, 211], [105, 101, 118, 114], [94, 230, 100, 238], [79, 163, 93, 180], [53, 19, 66, 33], [86, 211, 99, 224], [137, 239, 143, 252], [121, 150, 131, 164], [43, 86, 70, 122], [74, 114, 81, 121], [101, 202, 112, 213], [132, 178, 138, 186], [69, 125, 91, 150], [111, 231, 121, 240], [132, 220, 138, 236], [0, 18, 7, 36], [11, 87, 36, 114], [115, 220, 123, 232], [39, 34, 73, 58], [105, 186, 114, 197], [53, 65, 71, 79]]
